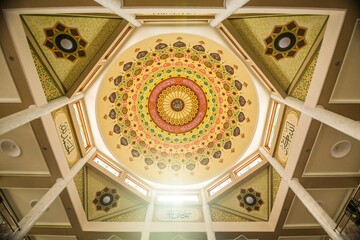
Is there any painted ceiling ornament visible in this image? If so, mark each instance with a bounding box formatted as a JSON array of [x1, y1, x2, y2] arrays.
[[96, 34, 258, 184], [92, 187, 120, 212], [264, 20, 307, 60], [43, 22, 87, 62], [237, 187, 264, 212]]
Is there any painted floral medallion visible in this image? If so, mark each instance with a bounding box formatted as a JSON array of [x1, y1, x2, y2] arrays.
[[96, 34, 258, 184]]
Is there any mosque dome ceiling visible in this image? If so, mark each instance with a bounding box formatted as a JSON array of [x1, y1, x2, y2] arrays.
[[96, 33, 259, 184]]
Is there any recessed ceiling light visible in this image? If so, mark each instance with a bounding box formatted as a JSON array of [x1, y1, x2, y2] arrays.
[[330, 140, 352, 159], [0, 139, 21, 157], [59, 38, 74, 50]]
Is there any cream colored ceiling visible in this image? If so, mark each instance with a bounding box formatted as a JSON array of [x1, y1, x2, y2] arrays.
[[1, 188, 70, 226], [0, 123, 49, 175], [330, 19, 360, 103], [0, 46, 21, 103], [303, 124, 360, 177], [284, 188, 353, 228]]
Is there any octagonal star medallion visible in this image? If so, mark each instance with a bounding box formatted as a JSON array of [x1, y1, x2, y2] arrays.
[[264, 20, 307, 60], [43, 22, 87, 62], [93, 187, 120, 212], [237, 187, 264, 212]]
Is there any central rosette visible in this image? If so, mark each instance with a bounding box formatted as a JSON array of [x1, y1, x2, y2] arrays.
[[157, 85, 198, 125], [148, 77, 207, 134]]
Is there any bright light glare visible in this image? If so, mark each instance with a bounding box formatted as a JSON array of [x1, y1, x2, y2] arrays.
[[157, 195, 199, 203]]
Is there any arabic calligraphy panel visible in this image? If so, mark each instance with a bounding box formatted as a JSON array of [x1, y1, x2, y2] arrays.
[[275, 108, 299, 165], [53, 107, 81, 167], [153, 205, 203, 222]]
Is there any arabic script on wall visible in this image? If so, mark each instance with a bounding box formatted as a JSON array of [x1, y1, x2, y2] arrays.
[[154, 206, 203, 222]]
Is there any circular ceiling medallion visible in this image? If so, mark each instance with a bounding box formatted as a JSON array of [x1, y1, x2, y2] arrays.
[[149, 77, 206, 133], [0, 139, 21, 158], [96, 34, 258, 184], [100, 194, 114, 206], [55, 34, 78, 53], [244, 194, 257, 206], [330, 140, 352, 159], [274, 32, 296, 52]]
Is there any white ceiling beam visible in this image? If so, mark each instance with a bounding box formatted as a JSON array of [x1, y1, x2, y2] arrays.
[[94, 0, 141, 27], [260, 147, 344, 240], [0, 94, 83, 136], [210, 0, 249, 27], [9, 147, 96, 240], [272, 94, 360, 141]]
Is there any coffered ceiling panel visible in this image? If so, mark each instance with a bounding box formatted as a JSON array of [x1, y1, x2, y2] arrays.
[[0, 45, 21, 103], [303, 124, 360, 177], [284, 188, 353, 228], [1, 188, 70, 226], [0, 123, 49, 175], [330, 19, 360, 103]]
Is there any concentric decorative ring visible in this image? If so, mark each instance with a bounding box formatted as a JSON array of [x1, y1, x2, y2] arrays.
[[149, 77, 206, 133], [96, 33, 258, 184]]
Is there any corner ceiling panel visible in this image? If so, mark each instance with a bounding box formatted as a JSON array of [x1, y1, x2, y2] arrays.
[[85, 167, 147, 222], [227, 15, 327, 92], [209, 166, 279, 222], [21, 14, 123, 92]]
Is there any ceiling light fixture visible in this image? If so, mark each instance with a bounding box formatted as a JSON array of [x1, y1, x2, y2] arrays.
[[330, 140, 352, 159], [0, 139, 21, 157]]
